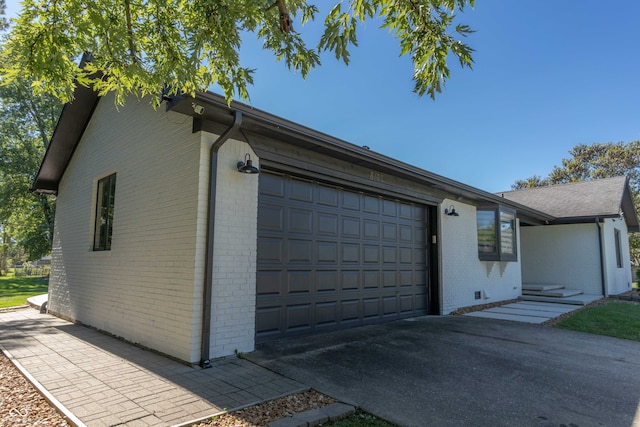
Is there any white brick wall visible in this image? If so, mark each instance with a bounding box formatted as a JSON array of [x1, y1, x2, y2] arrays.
[[602, 218, 632, 295], [520, 223, 603, 295], [440, 199, 522, 314], [49, 95, 205, 363], [206, 138, 259, 358]]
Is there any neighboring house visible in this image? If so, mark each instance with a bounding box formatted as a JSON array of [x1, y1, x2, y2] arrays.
[[499, 177, 638, 297], [32, 83, 638, 365]]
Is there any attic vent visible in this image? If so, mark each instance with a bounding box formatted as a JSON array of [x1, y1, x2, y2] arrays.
[[474, 291, 481, 300]]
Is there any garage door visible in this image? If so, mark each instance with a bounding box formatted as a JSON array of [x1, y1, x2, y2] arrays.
[[256, 172, 428, 342]]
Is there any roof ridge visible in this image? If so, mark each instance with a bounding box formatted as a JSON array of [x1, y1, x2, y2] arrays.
[[498, 175, 627, 195]]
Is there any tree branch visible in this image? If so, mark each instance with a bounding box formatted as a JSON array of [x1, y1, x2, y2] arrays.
[[267, 0, 293, 33], [123, 0, 137, 62]]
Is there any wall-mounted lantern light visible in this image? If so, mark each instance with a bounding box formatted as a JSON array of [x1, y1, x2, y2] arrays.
[[445, 205, 459, 216], [237, 153, 260, 174]]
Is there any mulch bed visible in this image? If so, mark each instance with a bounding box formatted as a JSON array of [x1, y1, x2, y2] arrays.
[[0, 352, 71, 426], [449, 299, 519, 316]]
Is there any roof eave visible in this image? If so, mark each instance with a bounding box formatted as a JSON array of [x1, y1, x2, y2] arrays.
[[167, 92, 555, 223], [31, 54, 101, 195]]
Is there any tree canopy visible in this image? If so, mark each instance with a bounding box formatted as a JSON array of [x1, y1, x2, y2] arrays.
[[512, 141, 640, 265], [0, 0, 475, 106], [512, 141, 640, 194], [0, 10, 61, 267]]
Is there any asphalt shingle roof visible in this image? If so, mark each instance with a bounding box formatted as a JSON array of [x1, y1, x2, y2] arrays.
[[497, 176, 627, 219]]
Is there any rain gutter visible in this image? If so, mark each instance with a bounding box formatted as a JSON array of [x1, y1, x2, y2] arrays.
[[199, 110, 243, 368], [596, 218, 607, 297]]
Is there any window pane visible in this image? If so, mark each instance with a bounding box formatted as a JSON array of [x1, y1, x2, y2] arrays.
[[477, 210, 496, 254], [500, 211, 515, 255], [93, 174, 116, 251], [615, 229, 623, 268]]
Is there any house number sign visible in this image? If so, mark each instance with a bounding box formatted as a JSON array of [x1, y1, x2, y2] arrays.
[[369, 171, 384, 183]]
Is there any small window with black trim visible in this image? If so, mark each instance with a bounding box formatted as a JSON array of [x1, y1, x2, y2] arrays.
[[93, 173, 116, 251], [614, 228, 623, 268], [477, 206, 517, 262]]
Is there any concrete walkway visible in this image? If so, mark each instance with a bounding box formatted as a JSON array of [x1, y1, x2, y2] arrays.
[[0, 307, 306, 427], [463, 298, 601, 324]]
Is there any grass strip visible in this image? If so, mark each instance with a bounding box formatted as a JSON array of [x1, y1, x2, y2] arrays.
[[555, 300, 640, 342], [0, 275, 49, 308]]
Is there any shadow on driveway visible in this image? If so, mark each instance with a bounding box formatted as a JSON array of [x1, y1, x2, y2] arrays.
[[247, 315, 640, 427]]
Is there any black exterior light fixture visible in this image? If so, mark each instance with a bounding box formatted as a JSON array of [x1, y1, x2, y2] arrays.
[[445, 205, 459, 216], [237, 153, 260, 174]]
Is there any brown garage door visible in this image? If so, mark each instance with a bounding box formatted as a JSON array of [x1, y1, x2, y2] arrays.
[[256, 172, 428, 342]]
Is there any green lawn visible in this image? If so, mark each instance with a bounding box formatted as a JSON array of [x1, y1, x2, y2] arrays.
[[321, 410, 398, 427], [555, 300, 640, 342], [0, 274, 49, 308]]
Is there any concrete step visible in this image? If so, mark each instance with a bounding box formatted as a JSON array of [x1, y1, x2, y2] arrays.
[[519, 294, 602, 306], [522, 283, 565, 292], [523, 288, 583, 298]]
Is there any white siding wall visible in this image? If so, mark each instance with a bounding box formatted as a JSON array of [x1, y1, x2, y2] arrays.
[[49, 95, 205, 363], [602, 218, 633, 295], [206, 138, 259, 358], [440, 200, 522, 314], [520, 223, 602, 295]]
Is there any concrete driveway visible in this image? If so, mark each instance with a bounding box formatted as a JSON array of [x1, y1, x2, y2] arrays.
[[247, 316, 640, 427]]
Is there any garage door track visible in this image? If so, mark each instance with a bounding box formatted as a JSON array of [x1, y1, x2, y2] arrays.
[[247, 316, 640, 427]]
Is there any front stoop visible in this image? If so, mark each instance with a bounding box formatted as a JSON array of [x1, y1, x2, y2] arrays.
[[520, 283, 599, 305], [519, 294, 602, 305], [523, 288, 584, 298]]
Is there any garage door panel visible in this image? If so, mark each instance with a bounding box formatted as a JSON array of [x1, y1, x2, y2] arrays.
[[341, 270, 360, 290], [260, 173, 286, 197], [414, 293, 427, 310], [287, 271, 311, 294], [289, 208, 313, 234], [256, 271, 282, 295], [382, 246, 396, 263], [317, 271, 338, 291], [316, 302, 338, 326], [382, 223, 397, 241], [363, 298, 380, 317], [341, 216, 360, 238], [341, 300, 359, 321], [255, 306, 281, 335], [399, 225, 413, 242], [363, 245, 380, 263], [399, 247, 413, 264], [383, 297, 398, 315], [382, 271, 397, 287], [399, 270, 414, 286], [258, 204, 284, 231], [318, 213, 338, 235], [400, 295, 414, 312], [317, 241, 338, 263], [363, 270, 380, 288], [318, 184, 339, 206], [382, 199, 396, 216], [286, 304, 312, 332], [342, 191, 360, 210], [257, 172, 429, 342], [288, 239, 312, 263], [290, 178, 314, 202], [341, 244, 360, 263], [364, 195, 380, 213], [258, 237, 283, 263], [364, 220, 380, 239]]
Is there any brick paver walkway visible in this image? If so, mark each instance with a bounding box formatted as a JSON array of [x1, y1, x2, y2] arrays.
[[0, 307, 305, 427]]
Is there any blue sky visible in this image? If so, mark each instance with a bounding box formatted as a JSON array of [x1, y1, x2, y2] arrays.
[[5, 1, 640, 192]]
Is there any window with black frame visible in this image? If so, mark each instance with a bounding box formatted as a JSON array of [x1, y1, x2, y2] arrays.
[[93, 173, 116, 251], [614, 228, 623, 268], [476, 206, 517, 262]]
